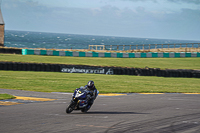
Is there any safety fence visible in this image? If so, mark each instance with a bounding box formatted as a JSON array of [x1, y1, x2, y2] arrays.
[[0, 48, 200, 58], [22, 49, 200, 58], [89, 43, 200, 51], [0, 62, 200, 78]]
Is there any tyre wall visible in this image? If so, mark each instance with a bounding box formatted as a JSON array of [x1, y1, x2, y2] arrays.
[[0, 48, 22, 54], [22, 49, 200, 58], [0, 62, 200, 78]]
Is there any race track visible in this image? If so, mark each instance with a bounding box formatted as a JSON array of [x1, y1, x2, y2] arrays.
[[0, 89, 200, 133]]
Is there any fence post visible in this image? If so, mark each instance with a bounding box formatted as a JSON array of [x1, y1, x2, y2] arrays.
[[149, 44, 150, 50], [199, 43, 200, 52], [186, 43, 188, 52], [123, 45, 125, 51]]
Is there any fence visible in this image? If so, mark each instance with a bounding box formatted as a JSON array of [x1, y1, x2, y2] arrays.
[[21, 49, 200, 58], [89, 45, 105, 50], [89, 43, 200, 51]]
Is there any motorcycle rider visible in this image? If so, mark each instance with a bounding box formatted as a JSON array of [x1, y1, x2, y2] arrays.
[[84, 80, 98, 106]]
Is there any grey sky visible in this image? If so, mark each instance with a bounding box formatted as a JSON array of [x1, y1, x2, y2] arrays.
[[1, 0, 200, 40]]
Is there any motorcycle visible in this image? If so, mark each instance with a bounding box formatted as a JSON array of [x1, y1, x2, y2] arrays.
[[66, 86, 99, 113]]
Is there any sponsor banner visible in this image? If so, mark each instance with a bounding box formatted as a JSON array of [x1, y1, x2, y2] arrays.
[[61, 67, 113, 75]]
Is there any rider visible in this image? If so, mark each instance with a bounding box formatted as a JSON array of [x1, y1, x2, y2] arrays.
[[84, 80, 98, 106]]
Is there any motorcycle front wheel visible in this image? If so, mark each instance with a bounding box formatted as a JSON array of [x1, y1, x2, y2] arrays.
[[66, 102, 75, 114]]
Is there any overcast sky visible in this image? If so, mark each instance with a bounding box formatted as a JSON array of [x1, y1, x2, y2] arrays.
[[1, 0, 200, 40]]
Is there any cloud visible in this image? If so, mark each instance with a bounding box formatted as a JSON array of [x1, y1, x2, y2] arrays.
[[167, 0, 200, 5], [121, 0, 200, 4], [2, 0, 200, 40], [122, 0, 157, 2]]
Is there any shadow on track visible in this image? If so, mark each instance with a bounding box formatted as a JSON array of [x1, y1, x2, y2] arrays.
[[82, 111, 148, 114]]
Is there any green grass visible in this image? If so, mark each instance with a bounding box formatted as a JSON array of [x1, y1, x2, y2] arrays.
[[0, 54, 200, 70], [1, 54, 200, 93], [0, 71, 200, 93], [0, 93, 16, 100]]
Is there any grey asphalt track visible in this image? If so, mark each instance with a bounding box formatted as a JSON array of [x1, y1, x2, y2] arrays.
[[0, 89, 200, 133]]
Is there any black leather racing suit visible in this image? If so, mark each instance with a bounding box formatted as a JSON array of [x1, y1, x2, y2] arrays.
[[84, 85, 98, 105]]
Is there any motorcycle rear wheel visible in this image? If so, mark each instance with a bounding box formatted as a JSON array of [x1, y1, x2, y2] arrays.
[[66, 102, 74, 114]]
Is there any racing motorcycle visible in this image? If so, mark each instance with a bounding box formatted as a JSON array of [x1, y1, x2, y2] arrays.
[[66, 86, 99, 113]]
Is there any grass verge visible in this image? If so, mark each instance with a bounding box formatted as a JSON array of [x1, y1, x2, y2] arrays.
[[0, 71, 200, 93], [0, 54, 200, 70], [0, 93, 16, 100]]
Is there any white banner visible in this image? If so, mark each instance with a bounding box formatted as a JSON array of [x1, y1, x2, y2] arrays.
[[61, 67, 113, 75]]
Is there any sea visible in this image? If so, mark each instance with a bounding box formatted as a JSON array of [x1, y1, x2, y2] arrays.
[[4, 30, 200, 51]]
